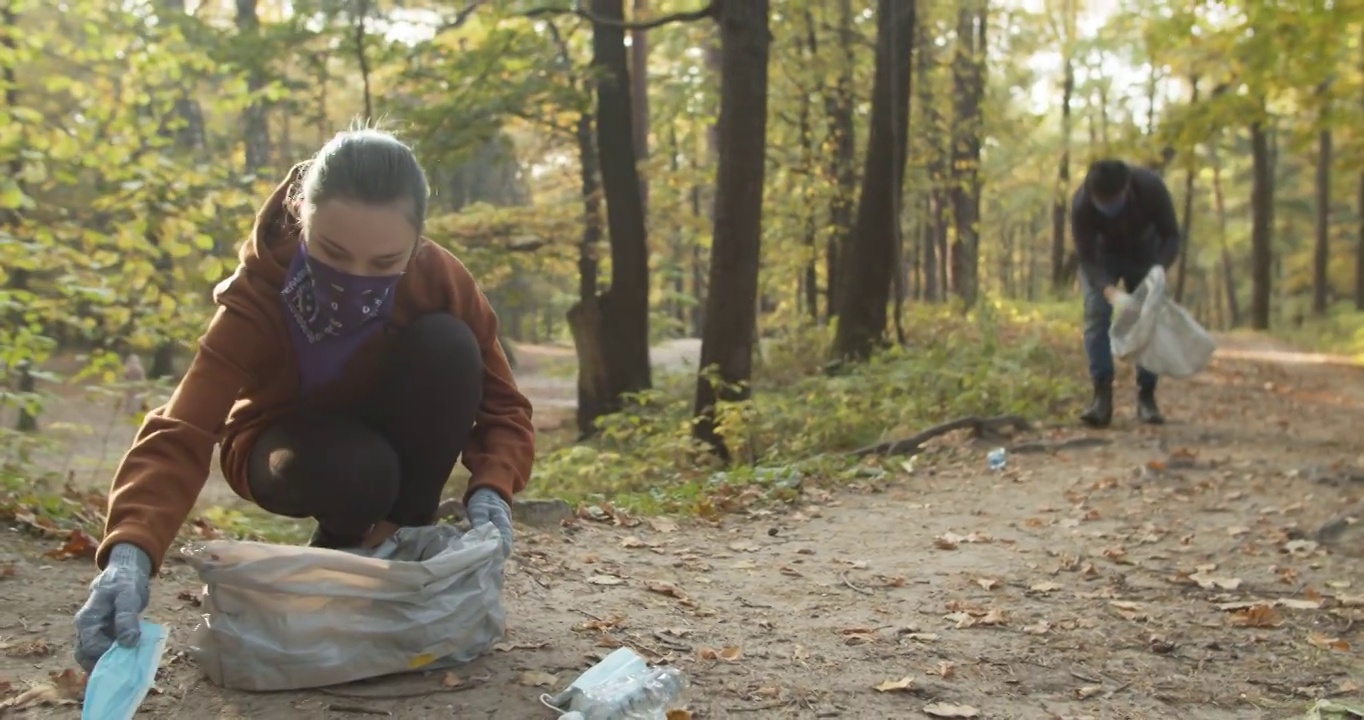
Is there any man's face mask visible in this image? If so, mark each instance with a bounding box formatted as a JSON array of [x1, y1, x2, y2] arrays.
[[82, 620, 167, 720], [1092, 190, 1127, 218]]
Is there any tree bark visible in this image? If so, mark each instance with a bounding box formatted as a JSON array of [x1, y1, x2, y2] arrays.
[[915, 15, 940, 302], [1173, 76, 1199, 304], [569, 0, 653, 436], [629, 0, 650, 216], [1249, 119, 1274, 330], [692, 0, 770, 461], [1210, 139, 1241, 327], [236, 0, 272, 172], [354, 0, 373, 120], [1051, 4, 1075, 293], [949, 0, 986, 307], [1313, 86, 1332, 316], [832, 0, 916, 361], [823, 0, 856, 321]]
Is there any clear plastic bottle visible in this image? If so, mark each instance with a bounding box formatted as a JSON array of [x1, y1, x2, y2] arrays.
[[987, 447, 1007, 471], [572, 665, 689, 720]]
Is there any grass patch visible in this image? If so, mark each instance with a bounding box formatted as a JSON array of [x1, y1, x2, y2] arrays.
[[525, 300, 1086, 515], [1272, 302, 1364, 361]]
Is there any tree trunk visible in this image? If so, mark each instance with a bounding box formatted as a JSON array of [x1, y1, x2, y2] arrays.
[[1249, 119, 1273, 330], [823, 0, 856, 320], [569, 0, 653, 436], [832, 0, 916, 361], [692, 0, 770, 461], [949, 0, 987, 307], [236, 0, 272, 172], [629, 0, 650, 216], [1210, 140, 1241, 327], [354, 0, 373, 119], [1313, 90, 1332, 316], [799, 7, 820, 319], [1051, 34, 1074, 292], [1173, 76, 1199, 304], [915, 15, 940, 303]]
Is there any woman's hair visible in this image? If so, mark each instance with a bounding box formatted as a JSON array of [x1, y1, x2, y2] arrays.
[[297, 124, 430, 234]]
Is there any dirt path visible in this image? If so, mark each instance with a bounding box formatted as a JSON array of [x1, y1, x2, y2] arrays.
[[2, 334, 1363, 719]]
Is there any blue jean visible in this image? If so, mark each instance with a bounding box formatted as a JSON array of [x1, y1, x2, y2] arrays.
[[1081, 272, 1158, 392]]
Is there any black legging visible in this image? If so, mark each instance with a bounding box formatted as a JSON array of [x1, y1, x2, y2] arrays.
[[247, 314, 484, 547]]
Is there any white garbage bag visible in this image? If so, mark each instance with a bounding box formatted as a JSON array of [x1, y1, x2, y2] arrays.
[[1108, 265, 1217, 379], [182, 522, 507, 691]]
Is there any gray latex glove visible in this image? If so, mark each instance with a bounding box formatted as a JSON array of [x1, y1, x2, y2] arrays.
[[73, 543, 152, 671], [466, 487, 513, 557]]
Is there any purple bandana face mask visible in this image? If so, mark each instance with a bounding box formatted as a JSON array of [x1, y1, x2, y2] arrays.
[[281, 241, 403, 344]]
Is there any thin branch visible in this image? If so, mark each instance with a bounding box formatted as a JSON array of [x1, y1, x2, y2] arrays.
[[434, 0, 490, 34], [522, 1, 715, 31]]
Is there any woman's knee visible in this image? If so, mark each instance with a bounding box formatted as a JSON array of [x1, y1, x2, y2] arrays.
[[395, 314, 483, 373], [247, 413, 400, 522]]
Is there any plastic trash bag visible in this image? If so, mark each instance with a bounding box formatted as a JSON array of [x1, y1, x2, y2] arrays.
[[1108, 265, 1216, 379], [541, 647, 689, 719], [182, 522, 506, 691], [82, 620, 168, 720]]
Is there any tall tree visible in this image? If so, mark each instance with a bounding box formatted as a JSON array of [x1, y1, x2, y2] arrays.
[[1312, 80, 1333, 317], [949, 0, 988, 306], [236, 0, 272, 172], [567, 0, 654, 435], [832, 0, 916, 360], [630, 0, 650, 216], [693, 0, 770, 461]]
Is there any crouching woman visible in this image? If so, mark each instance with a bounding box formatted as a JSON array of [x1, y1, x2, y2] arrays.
[[72, 128, 534, 671]]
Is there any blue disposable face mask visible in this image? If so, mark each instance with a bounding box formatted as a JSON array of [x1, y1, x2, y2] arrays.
[[82, 621, 168, 720], [540, 646, 649, 715]]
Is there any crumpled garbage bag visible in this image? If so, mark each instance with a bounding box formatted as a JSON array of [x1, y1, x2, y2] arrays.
[[182, 522, 506, 691], [1108, 265, 1217, 379]]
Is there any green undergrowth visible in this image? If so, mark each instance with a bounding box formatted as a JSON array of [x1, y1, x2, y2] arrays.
[[525, 300, 1086, 516], [1272, 302, 1364, 362]]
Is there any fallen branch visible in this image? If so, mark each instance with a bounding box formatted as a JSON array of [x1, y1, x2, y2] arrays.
[[849, 415, 1032, 458]]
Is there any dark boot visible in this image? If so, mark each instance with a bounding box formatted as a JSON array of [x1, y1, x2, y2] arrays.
[[1080, 380, 1114, 428], [1137, 387, 1165, 425]]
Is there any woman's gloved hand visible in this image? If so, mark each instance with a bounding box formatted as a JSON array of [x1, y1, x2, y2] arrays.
[[73, 543, 152, 671], [466, 487, 514, 557]]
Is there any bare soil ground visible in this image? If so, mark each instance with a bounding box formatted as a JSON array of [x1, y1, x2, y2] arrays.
[[2, 334, 1362, 719]]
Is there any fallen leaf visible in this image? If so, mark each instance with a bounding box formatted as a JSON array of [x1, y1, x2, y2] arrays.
[[665, 711, 692, 720], [3, 639, 53, 658], [1029, 581, 1062, 593], [587, 574, 626, 586], [645, 581, 688, 600], [1230, 603, 1284, 628], [621, 536, 656, 549], [697, 646, 742, 662], [1189, 573, 1242, 591], [1278, 598, 1323, 611], [873, 676, 915, 693], [1339, 594, 1364, 607], [934, 534, 960, 550], [1307, 632, 1351, 652], [648, 517, 678, 533], [44, 529, 98, 561], [976, 578, 1000, 591], [1, 670, 87, 711], [518, 670, 558, 688], [1227, 526, 1251, 537], [1023, 620, 1051, 635], [923, 702, 980, 718], [442, 672, 465, 688], [0, 563, 15, 578], [779, 566, 803, 577], [935, 661, 956, 679], [1101, 546, 1130, 564], [1076, 685, 1103, 699], [491, 640, 549, 652]]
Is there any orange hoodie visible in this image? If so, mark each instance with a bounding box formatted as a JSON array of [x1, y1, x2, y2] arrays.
[[97, 164, 535, 571]]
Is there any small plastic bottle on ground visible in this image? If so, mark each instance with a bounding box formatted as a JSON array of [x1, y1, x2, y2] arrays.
[[573, 665, 689, 720], [987, 447, 1007, 471]]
